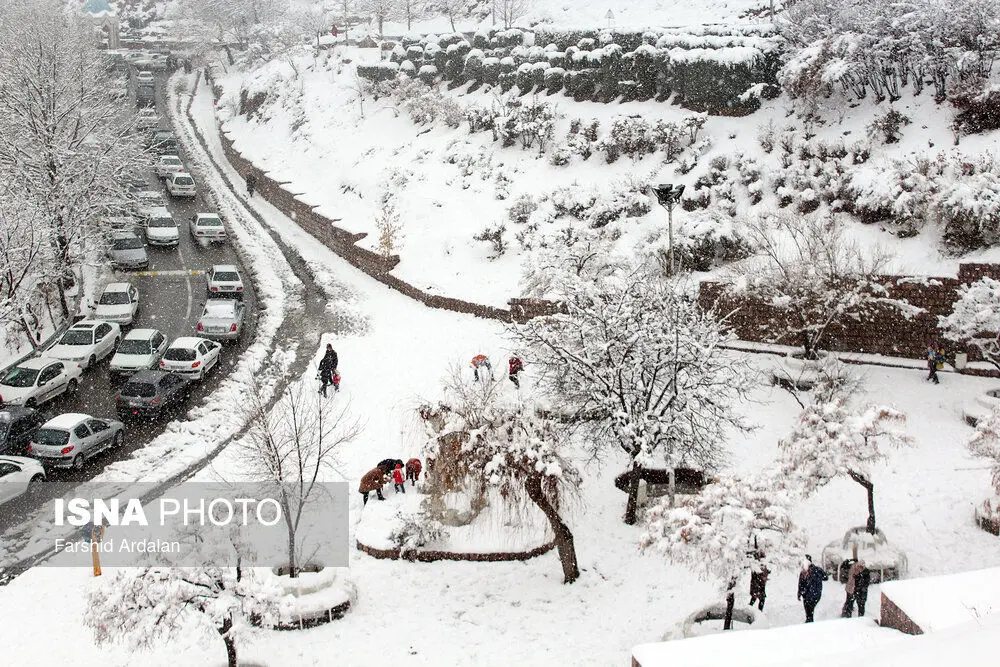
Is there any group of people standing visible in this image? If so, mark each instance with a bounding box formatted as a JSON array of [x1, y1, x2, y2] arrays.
[[359, 458, 422, 504], [471, 354, 524, 388], [748, 553, 872, 624]]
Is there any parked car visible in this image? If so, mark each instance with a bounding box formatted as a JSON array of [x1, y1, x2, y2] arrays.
[[26, 413, 124, 470], [196, 299, 245, 340], [147, 53, 168, 71], [94, 283, 140, 326], [145, 130, 177, 154], [136, 188, 166, 207], [0, 407, 48, 456], [47, 320, 121, 369], [109, 328, 168, 380], [107, 230, 149, 271], [155, 154, 183, 179], [0, 455, 46, 505], [136, 84, 155, 108], [159, 337, 221, 380], [166, 170, 196, 198], [206, 265, 245, 299], [136, 108, 159, 130], [144, 209, 179, 246], [189, 213, 227, 244], [135, 70, 155, 85], [0, 358, 82, 408], [115, 370, 190, 420]]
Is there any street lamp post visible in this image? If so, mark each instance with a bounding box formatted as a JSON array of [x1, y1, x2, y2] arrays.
[[651, 183, 686, 275]]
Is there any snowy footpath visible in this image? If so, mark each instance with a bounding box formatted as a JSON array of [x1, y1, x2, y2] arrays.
[[1, 74, 999, 667]]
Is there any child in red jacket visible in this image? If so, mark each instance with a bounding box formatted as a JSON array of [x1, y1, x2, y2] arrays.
[[392, 464, 405, 494]]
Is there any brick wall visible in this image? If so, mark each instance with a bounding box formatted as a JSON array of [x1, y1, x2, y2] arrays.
[[699, 267, 1000, 363], [878, 592, 924, 635]]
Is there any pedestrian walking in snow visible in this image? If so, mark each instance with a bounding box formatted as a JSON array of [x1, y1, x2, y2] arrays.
[[318, 344, 338, 397], [359, 467, 388, 505], [508, 356, 524, 389], [749, 562, 769, 611], [926, 342, 942, 384], [246, 170, 258, 197], [797, 555, 829, 623], [471, 354, 492, 382], [392, 464, 406, 493], [841, 559, 871, 617], [406, 458, 422, 486]]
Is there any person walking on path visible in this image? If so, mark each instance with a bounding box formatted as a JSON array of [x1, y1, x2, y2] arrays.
[[508, 356, 524, 389], [797, 555, 829, 623], [471, 354, 492, 382], [318, 344, 338, 397], [359, 467, 388, 505], [392, 464, 406, 494], [926, 342, 944, 384], [749, 562, 769, 611], [406, 458, 422, 486], [841, 559, 871, 617], [245, 170, 258, 197]]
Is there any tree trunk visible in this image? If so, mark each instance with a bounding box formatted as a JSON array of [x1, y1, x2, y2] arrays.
[[287, 523, 298, 579], [723, 579, 737, 630], [56, 277, 70, 320], [848, 470, 877, 534], [219, 617, 237, 667], [449, 15, 456, 31], [624, 463, 642, 525], [525, 477, 579, 584], [377, 15, 384, 37]]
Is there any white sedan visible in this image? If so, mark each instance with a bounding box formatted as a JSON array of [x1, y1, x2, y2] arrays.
[[0, 455, 45, 506], [155, 154, 183, 179], [94, 283, 140, 326], [145, 212, 179, 246], [190, 213, 227, 244], [109, 328, 168, 379], [159, 337, 221, 380], [0, 357, 82, 408], [47, 320, 121, 369], [207, 265, 245, 298], [166, 171, 196, 198]]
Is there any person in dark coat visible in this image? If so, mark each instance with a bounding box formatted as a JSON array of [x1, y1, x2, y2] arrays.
[[926, 342, 942, 384], [318, 344, 338, 397], [359, 467, 387, 504], [377, 458, 404, 475], [508, 356, 524, 389], [245, 170, 258, 197], [841, 559, 872, 617], [797, 555, 829, 623], [405, 458, 422, 485], [749, 562, 769, 611]]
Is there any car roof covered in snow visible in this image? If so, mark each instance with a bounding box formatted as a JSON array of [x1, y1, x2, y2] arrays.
[[212, 264, 238, 273], [170, 336, 210, 349], [203, 300, 238, 316], [15, 356, 64, 370], [123, 328, 159, 340], [42, 413, 92, 430], [102, 282, 132, 293]]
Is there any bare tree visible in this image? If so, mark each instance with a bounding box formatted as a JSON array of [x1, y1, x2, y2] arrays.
[[401, 0, 426, 30], [438, 0, 466, 31], [375, 199, 403, 256], [0, 0, 148, 319], [497, 0, 529, 29], [422, 371, 582, 583], [361, 0, 397, 37], [729, 214, 916, 360], [239, 378, 360, 578], [516, 268, 757, 525], [0, 188, 52, 348]]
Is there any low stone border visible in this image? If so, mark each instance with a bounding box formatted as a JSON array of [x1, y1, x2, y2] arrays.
[[273, 601, 351, 631], [356, 538, 555, 562]]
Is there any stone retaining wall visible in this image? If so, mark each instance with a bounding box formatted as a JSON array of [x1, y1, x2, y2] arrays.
[[356, 539, 555, 562]]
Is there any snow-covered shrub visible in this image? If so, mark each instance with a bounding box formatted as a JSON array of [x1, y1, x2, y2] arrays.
[[549, 141, 573, 166], [400, 59, 416, 75], [498, 71, 515, 92], [494, 168, 511, 199], [938, 172, 1000, 249], [867, 108, 911, 144], [418, 64, 439, 85], [473, 223, 508, 259], [544, 67, 565, 93], [406, 45, 424, 62], [465, 105, 494, 133], [681, 186, 711, 211], [388, 508, 450, 558], [940, 277, 1000, 374], [508, 194, 538, 224], [652, 119, 685, 162], [597, 116, 655, 162]]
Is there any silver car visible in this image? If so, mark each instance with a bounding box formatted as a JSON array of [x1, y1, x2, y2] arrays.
[[196, 299, 245, 340], [27, 413, 124, 470], [108, 231, 149, 270], [190, 213, 227, 244]]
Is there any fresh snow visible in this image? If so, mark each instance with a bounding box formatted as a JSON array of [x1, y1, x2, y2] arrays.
[[879, 567, 1000, 633]]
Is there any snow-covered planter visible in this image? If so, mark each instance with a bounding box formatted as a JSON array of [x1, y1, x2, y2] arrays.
[[974, 496, 1000, 536], [266, 566, 354, 630], [666, 602, 768, 639], [962, 389, 1000, 426], [821, 527, 908, 584]]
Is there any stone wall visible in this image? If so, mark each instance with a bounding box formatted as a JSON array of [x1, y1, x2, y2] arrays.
[[698, 264, 1000, 364]]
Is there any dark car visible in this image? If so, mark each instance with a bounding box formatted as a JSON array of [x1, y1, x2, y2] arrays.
[[0, 407, 48, 456], [136, 84, 156, 108], [114, 370, 190, 420], [144, 130, 177, 154]]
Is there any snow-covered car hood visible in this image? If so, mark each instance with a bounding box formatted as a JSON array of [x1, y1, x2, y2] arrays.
[[0, 385, 35, 404], [95, 304, 133, 319], [47, 343, 92, 360], [110, 248, 147, 262], [146, 226, 179, 239], [110, 352, 155, 369]]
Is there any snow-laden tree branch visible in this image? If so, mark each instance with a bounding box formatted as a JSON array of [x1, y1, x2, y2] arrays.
[[516, 265, 757, 524], [238, 377, 359, 578], [967, 405, 1000, 521], [728, 213, 918, 360], [422, 369, 582, 583], [939, 276, 1000, 374], [778, 374, 912, 533], [640, 473, 806, 629]]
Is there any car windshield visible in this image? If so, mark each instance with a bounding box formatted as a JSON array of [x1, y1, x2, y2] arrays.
[[213, 272, 239, 282], [149, 218, 176, 228], [173, 176, 194, 186], [34, 428, 69, 447], [198, 217, 222, 226], [117, 339, 151, 355], [60, 329, 94, 345], [113, 236, 144, 250], [164, 348, 196, 361], [1, 367, 39, 387], [99, 291, 131, 305], [120, 381, 156, 398]]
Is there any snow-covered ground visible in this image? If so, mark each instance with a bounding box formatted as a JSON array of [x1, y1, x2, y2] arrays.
[[1, 71, 998, 666]]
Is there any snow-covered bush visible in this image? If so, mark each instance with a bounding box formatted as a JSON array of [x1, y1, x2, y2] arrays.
[[549, 141, 573, 166], [473, 223, 508, 259], [388, 508, 450, 558], [939, 277, 1000, 374], [508, 194, 538, 224], [867, 108, 911, 144], [597, 116, 654, 162]]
